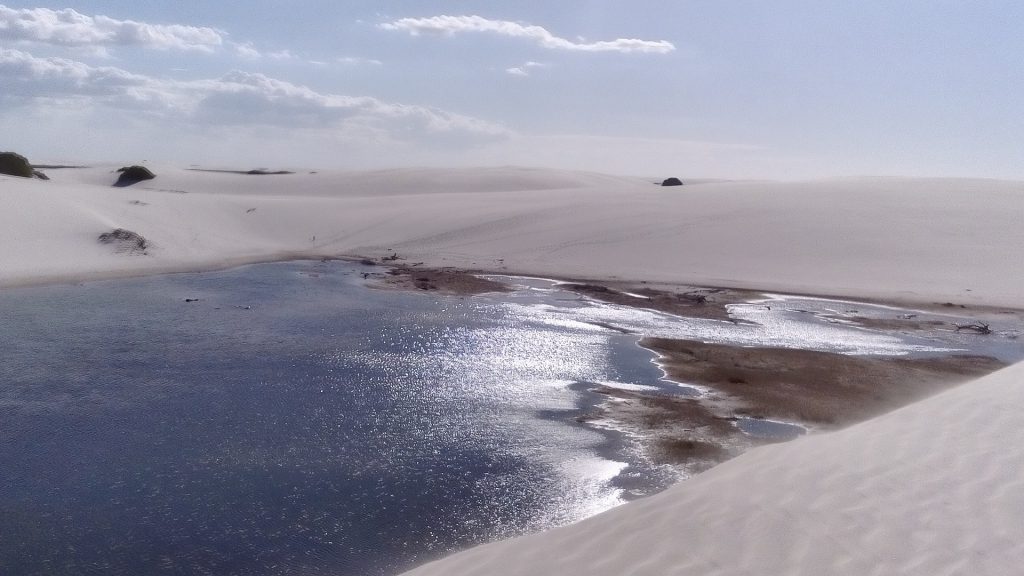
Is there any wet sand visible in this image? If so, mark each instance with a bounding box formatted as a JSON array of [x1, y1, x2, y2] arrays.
[[378, 266, 1013, 476], [598, 339, 1005, 475], [559, 282, 758, 322], [359, 258, 511, 296], [642, 339, 1005, 427]]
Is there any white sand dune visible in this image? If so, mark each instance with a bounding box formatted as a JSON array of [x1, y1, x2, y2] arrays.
[[403, 360, 1024, 576], [3, 165, 1023, 575], [2, 166, 1022, 309]]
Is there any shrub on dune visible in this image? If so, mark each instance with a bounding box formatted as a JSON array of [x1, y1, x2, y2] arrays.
[[115, 165, 156, 186], [0, 152, 34, 178]]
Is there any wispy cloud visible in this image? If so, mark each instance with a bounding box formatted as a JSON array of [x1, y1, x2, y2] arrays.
[[338, 56, 383, 66], [506, 60, 547, 77], [233, 42, 262, 59], [0, 5, 224, 51], [0, 47, 508, 141], [380, 15, 675, 54]]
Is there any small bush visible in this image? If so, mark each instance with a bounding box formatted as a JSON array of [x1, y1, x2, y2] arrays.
[[661, 177, 683, 187], [98, 228, 148, 253], [115, 165, 156, 186], [0, 152, 34, 178]]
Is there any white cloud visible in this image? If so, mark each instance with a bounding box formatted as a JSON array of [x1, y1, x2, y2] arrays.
[[380, 15, 675, 54], [0, 47, 508, 142], [229, 42, 300, 62], [266, 49, 294, 61], [338, 56, 383, 66], [506, 60, 547, 76], [0, 47, 178, 109], [0, 5, 224, 51], [233, 42, 262, 59]]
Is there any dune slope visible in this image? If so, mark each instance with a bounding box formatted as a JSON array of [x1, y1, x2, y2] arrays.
[[2, 167, 1022, 307]]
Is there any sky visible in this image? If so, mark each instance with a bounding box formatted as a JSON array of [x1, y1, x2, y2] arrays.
[[1, 1, 1022, 178]]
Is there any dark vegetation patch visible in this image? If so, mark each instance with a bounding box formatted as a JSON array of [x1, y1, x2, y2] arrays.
[[115, 166, 156, 187], [98, 228, 149, 254], [246, 169, 294, 175], [187, 168, 295, 175], [660, 177, 683, 186], [0, 151, 34, 178]]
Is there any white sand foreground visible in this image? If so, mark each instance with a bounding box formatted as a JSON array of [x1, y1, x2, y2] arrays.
[[2, 165, 1023, 575]]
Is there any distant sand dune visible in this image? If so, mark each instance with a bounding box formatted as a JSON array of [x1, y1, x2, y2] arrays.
[[2, 167, 1022, 309]]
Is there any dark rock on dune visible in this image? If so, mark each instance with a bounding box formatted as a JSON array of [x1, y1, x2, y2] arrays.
[[0, 152, 34, 178], [32, 170, 49, 180], [115, 165, 156, 186], [98, 228, 149, 254], [661, 177, 684, 186], [246, 169, 294, 175]]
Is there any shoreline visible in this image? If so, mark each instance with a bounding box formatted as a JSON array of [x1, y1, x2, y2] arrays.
[[7, 247, 1014, 316], [2, 254, 1019, 492]]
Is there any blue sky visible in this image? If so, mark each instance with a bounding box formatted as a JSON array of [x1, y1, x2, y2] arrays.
[[1, 1, 1022, 178]]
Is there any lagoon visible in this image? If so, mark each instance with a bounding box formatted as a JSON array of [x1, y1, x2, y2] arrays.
[[1, 260, 1017, 576]]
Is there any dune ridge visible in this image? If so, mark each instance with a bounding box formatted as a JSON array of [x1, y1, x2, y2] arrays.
[[2, 167, 1022, 309]]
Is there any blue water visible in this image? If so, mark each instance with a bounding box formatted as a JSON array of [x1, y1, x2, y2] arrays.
[[4, 260, 1019, 576], [0, 261, 676, 576]]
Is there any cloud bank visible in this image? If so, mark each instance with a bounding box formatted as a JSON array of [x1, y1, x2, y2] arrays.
[[381, 15, 675, 54], [0, 4, 224, 51], [0, 47, 507, 141]]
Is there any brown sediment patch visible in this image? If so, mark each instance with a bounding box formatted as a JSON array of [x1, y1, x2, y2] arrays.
[[835, 316, 950, 331], [584, 386, 762, 473], [351, 263, 1017, 472], [652, 438, 729, 470], [368, 262, 511, 296], [560, 282, 759, 322], [640, 338, 1006, 428], [585, 342, 1006, 477]]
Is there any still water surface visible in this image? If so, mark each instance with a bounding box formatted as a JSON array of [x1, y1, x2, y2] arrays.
[[0, 261, 672, 576]]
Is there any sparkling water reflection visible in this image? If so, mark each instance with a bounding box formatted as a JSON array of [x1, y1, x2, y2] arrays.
[[0, 262, 644, 576], [1, 262, 1020, 576]]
